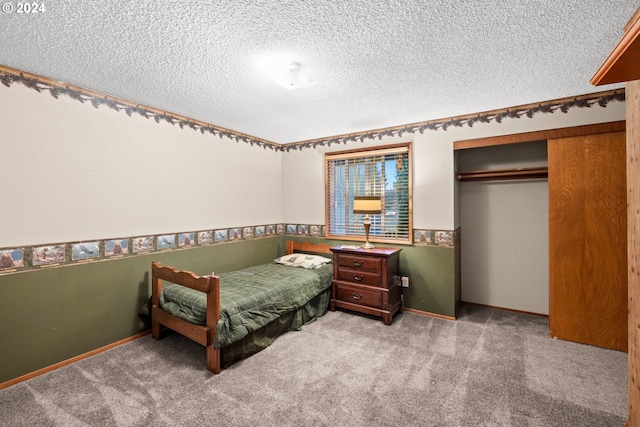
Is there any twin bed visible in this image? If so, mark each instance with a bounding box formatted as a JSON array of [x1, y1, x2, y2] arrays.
[[151, 240, 334, 373]]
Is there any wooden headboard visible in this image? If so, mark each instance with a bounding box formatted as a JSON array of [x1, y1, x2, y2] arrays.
[[285, 240, 332, 255]]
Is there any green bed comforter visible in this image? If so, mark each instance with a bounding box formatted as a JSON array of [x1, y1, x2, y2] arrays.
[[159, 262, 333, 349]]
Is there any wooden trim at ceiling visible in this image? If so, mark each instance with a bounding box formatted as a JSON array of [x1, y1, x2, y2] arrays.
[[0, 64, 281, 150], [282, 90, 625, 150], [591, 6, 640, 86], [453, 120, 626, 150], [0, 64, 626, 151]]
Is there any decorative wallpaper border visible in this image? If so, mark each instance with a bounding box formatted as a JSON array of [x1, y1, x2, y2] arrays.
[[413, 228, 457, 247], [0, 224, 325, 275], [280, 90, 625, 151], [0, 225, 459, 275], [0, 65, 625, 152]]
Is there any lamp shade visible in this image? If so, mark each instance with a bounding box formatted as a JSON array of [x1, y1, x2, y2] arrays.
[[353, 196, 382, 214]]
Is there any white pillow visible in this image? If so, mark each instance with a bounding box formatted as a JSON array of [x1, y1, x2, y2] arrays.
[[274, 254, 332, 270]]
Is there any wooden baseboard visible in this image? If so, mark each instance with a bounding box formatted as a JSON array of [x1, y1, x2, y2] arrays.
[[461, 301, 549, 318], [0, 330, 151, 390], [402, 307, 457, 321]]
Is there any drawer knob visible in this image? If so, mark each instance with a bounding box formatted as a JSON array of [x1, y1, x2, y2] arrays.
[[353, 274, 364, 281], [352, 293, 363, 300], [352, 260, 364, 267]]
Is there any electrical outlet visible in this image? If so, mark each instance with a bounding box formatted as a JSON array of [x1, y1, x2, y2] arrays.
[[401, 276, 409, 287]]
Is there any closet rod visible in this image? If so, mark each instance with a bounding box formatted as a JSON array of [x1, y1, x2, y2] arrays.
[[456, 167, 548, 182]]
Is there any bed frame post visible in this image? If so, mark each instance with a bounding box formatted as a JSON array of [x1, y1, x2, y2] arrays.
[[151, 262, 162, 340], [206, 275, 222, 374]]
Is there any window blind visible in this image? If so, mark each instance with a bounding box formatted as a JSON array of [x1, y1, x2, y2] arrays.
[[325, 143, 412, 244]]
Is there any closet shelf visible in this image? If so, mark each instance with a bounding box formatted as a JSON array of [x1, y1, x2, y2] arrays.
[[456, 167, 548, 182]]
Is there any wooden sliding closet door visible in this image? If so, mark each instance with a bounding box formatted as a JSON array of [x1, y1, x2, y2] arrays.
[[548, 131, 627, 351]]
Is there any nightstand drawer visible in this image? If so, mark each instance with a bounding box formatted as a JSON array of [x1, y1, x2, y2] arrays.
[[337, 254, 382, 273], [336, 269, 382, 287], [335, 284, 382, 309]]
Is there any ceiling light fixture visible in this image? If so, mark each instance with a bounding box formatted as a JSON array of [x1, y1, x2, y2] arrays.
[[258, 57, 315, 90]]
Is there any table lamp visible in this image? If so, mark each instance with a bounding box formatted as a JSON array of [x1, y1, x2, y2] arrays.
[[353, 196, 382, 249]]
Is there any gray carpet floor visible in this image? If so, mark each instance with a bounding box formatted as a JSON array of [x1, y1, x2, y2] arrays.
[[0, 305, 628, 426]]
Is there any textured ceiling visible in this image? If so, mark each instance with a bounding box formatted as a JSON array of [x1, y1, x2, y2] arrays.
[[0, 1, 637, 144]]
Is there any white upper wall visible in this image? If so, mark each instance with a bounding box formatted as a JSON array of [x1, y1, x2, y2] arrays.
[[0, 81, 627, 248], [282, 99, 626, 230], [0, 84, 283, 247]]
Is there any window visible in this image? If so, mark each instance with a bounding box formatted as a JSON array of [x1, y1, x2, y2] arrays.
[[325, 143, 412, 245]]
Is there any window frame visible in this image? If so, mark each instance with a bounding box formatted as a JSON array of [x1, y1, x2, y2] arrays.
[[324, 142, 413, 246]]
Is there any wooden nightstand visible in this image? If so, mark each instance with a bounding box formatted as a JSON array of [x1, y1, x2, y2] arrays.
[[329, 246, 402, 325]]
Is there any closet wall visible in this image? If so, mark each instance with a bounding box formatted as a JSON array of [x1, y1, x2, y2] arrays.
[[458, 141, 549, 314]]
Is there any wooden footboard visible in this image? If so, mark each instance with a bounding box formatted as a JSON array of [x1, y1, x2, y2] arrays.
[[150, 240, 332, 374], [151, 262, 222, 373]]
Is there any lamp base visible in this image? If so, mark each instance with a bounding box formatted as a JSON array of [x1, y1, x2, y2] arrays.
[[363, 218, 374, 249]]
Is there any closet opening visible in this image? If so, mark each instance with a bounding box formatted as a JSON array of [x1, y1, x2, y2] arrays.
[[456, 141, 549, 315]]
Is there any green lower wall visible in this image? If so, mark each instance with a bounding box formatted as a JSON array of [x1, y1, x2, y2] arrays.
[[399, 243, 457, 316], [0, 236, 455, 384], [0, 238, 281, 384]]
